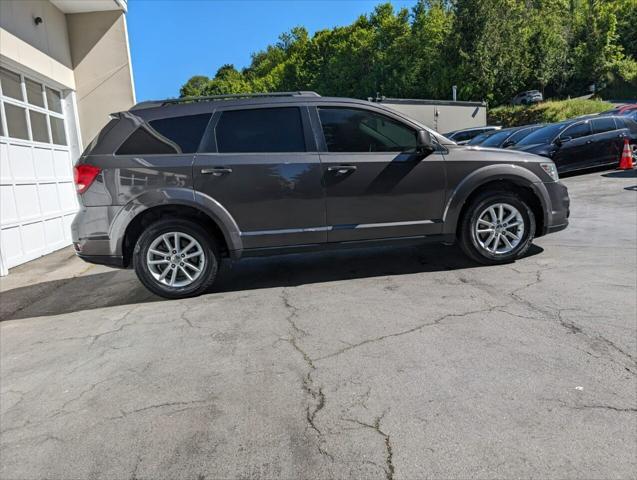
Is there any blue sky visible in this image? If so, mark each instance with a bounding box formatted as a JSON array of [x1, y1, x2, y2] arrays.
[[127, 0, 418, 101]]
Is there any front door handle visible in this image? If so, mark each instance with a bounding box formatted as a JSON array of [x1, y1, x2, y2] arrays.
[[201, 167, 233, 176], [327, 165, 357, 175]]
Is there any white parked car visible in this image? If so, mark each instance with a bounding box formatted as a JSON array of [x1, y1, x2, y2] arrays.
[[511, 90, 543, 105]]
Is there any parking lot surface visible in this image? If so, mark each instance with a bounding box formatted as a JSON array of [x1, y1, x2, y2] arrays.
[[1, 169, 636, 479]]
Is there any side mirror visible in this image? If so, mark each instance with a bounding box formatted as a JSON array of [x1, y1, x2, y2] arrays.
[[502, 140, 514, 148], [416, 129, 435, 154], [556, 136, 571, 146]]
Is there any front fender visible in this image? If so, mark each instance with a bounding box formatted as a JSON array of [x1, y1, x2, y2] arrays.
[[442, 164, 550, 235], [108, 187, 243, 258]]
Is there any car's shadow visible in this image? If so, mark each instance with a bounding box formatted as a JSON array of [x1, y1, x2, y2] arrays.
[[1, 243, 544, 321], [601, 169, 637, 179]]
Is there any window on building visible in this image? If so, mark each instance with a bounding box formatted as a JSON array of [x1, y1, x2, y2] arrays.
[[318, 107, 417, 152], [149, 113, 212, 153], [25, 79, 45, 108], [4, 104, 29, 140], [50, 116, 67, 145], [1, 68, 68, 146], [0, 67, 23, 100], [591, 117, 617, 134], [116, 127, 178, 155], [29, 110, 49, 143], [45, 87, 63, 113], [214, 107, 306, 153]]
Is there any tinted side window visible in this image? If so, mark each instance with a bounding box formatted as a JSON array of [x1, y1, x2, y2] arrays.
[[508, 127, 536, 144], [215, 107, 305, 153], [149, 113, 211, 153], [116, 127, 177, 155], [452, 131, 474, 142], [318, 107, 417, 152], [562, 122, 591, 140], [591, 117, 617, 134]]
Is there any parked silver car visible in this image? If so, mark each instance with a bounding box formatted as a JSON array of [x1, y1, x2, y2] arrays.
[[443, 126, 501, 145], [511, 90, 543, 105]]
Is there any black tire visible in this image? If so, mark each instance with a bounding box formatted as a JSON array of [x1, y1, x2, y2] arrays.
[[133, 218, 219, 299], [458, 190, 536, 265]]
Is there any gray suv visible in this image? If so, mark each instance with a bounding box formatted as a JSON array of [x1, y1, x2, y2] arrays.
[[72, 92, 570, 298]]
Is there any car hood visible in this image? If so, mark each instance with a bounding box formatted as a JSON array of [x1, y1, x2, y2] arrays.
[[453, 145, 545, 162], [513, 143, 548, 153]]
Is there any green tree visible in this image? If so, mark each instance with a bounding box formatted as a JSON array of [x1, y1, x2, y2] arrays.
[[179, 75, 209, 97], [178, 0, 636, 105]]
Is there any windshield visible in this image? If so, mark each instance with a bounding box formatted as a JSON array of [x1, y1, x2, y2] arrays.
[[516, 123, 568, 146], [479, 130, 513, 147]]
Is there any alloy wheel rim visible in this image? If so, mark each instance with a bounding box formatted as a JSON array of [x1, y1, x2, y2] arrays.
[[146, 232, 205, 288], [475, 203, 525, 255]]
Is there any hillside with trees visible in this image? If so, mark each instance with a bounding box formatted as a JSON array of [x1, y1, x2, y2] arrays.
[[180, 0, 637, 106]]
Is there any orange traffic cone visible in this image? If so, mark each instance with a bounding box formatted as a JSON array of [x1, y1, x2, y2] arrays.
[[618, 138, 634, 170]]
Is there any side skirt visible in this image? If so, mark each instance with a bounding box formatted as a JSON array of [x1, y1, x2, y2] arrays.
[[236, 234, 456, 259]]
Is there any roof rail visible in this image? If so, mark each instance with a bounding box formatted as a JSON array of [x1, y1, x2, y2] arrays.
[[130, 91, 321, 110]]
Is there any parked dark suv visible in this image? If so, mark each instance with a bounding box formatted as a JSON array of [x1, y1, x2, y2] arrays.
[[72, 92, 570, 298], [513, 116, 637, 173]]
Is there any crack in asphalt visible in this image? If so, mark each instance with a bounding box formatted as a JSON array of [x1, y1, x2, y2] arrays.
[[108, 400, 213, 420], [506, 268, 637, 374], [343, 411, 394, 480], [130, 454, 142, 480], [313, 305, 507, 362], [545, 398, 637, 413], [281, 288, 332, 462]]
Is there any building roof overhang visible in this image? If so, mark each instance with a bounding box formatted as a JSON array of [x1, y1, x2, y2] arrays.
[[50, 0, 127, 14]]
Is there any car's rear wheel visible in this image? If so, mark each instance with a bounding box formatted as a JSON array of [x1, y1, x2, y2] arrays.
[[458, 190, 536, 265], [133, 218, 219, 299]]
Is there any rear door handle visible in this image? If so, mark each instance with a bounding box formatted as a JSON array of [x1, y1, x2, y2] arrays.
[[201, 167, 232, 176], [327, 165, 357, 175]]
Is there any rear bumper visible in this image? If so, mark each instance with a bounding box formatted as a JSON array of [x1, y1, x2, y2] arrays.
[[541, 181, 570, 236], [76, 252, 126, 268], [71, 205, 127, 267]]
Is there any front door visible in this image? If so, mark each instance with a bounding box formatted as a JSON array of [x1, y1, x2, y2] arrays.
[[313, 106, 446, 242], [553, 121, 595, 172], [194, 106, 326, 249]]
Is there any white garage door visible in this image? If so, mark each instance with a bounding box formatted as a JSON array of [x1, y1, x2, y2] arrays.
[[0, 66, 78, 272]]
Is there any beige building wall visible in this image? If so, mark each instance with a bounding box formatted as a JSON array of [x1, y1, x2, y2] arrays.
[[67, 11, 136, 147], [0, 0, 75, 89], [382, 101, 487, 133], [0, 1, 136, 147]]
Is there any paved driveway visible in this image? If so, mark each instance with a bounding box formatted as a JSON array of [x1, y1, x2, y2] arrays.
[[1, 170, 636, 480]]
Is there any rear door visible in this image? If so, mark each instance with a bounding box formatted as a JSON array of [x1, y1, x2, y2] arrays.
[[591, 117, 623, 165], [312, 105, 446, 242], [553, 121, 595, 171], [193, 105, 326, 249]]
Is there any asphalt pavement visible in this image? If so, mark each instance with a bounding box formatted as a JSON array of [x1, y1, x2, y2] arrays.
[[1, 168, 636, 479]]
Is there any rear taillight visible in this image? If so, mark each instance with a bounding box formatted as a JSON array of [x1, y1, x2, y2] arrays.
[[74, 164, 101, 194]]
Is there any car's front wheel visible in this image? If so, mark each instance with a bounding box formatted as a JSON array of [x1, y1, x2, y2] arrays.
[[458, 190, 536, 265], [133, 218, 219, 299]]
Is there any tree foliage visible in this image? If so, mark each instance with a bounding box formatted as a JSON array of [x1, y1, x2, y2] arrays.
[[181, 0, 637, 105]]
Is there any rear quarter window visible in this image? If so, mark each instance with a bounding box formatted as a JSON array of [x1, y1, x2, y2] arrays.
[[116, 113, 212, 155]]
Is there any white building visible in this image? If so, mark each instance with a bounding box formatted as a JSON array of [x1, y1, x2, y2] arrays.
[[0, 0, 136, 275]]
